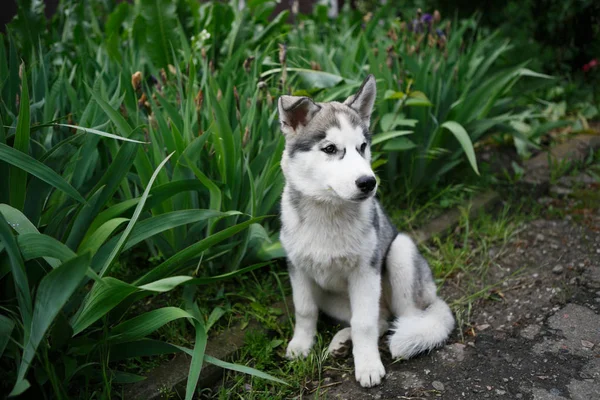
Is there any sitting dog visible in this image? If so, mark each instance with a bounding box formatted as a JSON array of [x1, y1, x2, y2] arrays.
[[277, 75, 455, 387]]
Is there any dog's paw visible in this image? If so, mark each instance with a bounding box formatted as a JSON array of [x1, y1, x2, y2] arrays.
[[286, 336, 313, 359], [327, 328, 352, 358], [354, 356, 386, 387]]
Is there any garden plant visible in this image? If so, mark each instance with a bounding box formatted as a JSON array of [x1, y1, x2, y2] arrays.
[[0, 0, 595, 398]]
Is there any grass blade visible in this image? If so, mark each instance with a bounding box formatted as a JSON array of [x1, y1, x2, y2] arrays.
[[133, 216, 269, 285], [0, 212, 32, 334], [12, 252, 90, 396], [107, 307, 195, 343], [0, 143, 86, 204], [97, 152, 175, 277], [54, 124, 148, 144], [0, 314, 15, 358], [9, 65, 30, 210], [440, 121, 480, 175]]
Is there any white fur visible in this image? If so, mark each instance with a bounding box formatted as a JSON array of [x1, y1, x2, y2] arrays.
[[281, 114, 375, 203], [278, 76, 454, 388]]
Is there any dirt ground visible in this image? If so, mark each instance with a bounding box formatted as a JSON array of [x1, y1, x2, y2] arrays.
[[315, 172, 600, 399]]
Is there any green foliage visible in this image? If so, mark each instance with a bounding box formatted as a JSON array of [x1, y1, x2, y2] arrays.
[[0, 0, 560, 397]]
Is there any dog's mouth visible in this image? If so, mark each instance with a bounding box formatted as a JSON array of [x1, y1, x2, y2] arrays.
[[327, 187, 374, 203], [350, 192, 374, 202]]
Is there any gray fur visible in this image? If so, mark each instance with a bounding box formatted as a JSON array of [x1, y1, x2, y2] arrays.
[[279, 75, 454, 387], [369, 201, 399, 271], [284, 101, 369, 157]]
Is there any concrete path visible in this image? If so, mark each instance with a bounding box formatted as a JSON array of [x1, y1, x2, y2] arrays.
[[318, 177, 600, 399]]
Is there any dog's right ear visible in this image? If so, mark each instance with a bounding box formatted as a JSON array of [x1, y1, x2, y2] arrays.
[[277, 96, 321, 135]]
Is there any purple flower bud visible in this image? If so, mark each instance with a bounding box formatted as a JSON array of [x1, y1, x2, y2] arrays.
[[421, 13, 433, 24]]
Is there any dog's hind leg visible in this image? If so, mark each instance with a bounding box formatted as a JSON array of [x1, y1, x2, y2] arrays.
[[328, 327, 352, 358], [384, 234, 454, 359], [328, 318, 390, 358]]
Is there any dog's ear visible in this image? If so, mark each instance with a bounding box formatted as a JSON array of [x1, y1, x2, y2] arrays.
[[277, 96, 321, 135], [344, 75, 376, 125]]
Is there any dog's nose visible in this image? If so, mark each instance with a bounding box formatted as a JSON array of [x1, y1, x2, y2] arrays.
[[355, 176, 377, 193]]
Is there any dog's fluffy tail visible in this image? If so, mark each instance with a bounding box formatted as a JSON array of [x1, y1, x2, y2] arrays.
[[388, 297, 454, 359]]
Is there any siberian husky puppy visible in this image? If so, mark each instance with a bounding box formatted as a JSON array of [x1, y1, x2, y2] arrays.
[[277, 75, 454, 388]]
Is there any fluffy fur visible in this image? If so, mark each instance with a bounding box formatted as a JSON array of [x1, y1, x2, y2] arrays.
[[277, 75, 454, 388]]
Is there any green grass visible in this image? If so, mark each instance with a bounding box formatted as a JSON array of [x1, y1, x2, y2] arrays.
[[0, 0, 587, 398]]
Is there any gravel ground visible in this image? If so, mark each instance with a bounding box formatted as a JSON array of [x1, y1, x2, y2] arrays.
[[316, 172, 600, 400]]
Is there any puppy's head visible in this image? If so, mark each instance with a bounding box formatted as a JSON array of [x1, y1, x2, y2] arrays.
[[277, 75, 377, 203]]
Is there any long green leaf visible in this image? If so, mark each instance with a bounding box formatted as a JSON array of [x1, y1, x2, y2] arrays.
[[108, 307, 195, 343], [186, 319, 207, 400], [9, 66, 29, 210], [0, 213, 32, 334], [440, 121, 479, 175], [0, 312, 15, 358], [0, 143, 86, 204], [133, 216, 268, 285], [372, 130, 413, 146], [78, 218, 129, 255], [97, 152, 174, 277], [123, 210, 236, 251], [12, 253, 90, 396], [70, 277, 138, 336], [55, 123, 148, 144], [18, 233, 76, 264]]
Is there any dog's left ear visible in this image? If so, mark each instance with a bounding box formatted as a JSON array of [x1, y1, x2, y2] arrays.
[[344, 75, 376, 125], [277, 95, 321, 136]]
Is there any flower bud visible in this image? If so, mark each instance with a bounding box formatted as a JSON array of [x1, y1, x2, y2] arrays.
[[132, 71, 142, 92]]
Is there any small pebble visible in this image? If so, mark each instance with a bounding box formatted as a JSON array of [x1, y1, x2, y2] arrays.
[[432, 381, 445, 391], [550, 388, 561, 396], [552, 265, 564, 274]]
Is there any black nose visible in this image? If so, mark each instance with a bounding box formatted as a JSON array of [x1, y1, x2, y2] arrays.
[[355, 176, 377, 193]]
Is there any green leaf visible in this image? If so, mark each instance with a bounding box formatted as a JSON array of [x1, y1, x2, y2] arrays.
[[85, 198, 140, 241], [123, 210, 236, 251], [371, 130, 413, 146], [0, 143, 86, 204], [108, 307, 195, 343], [78, 218, 129, 255], [97, 152, 175, 277], [174, 345, 288, 385], [89, 88, 134, 138], [0, 314, 15, 358], [204, 355, 288, 385], [440, 121, 479, 175], [382, 137, 418, 151], [380, 113, 418, 131], [18, 233, 76, 264], [70, 277, 138, 336], [112, 371, 146, 384], [141, 0, 179, 67], [12, 253, 90, 396], [9, 64, 29, 210], [0, 212, 32, 333], [186, 319, 207, 400], [133, 216, 269, 285], [261, 68, 344, 89], [54, 124, 148, 144], [0, 204, 63, 268], [138, 276, 193, 292], [405, 91, 433, 107]]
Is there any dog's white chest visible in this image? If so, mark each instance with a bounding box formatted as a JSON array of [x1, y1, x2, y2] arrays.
[[281, 196, 375, 292]]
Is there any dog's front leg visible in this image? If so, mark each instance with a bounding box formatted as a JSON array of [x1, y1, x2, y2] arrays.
[[348, 268, 385, 387], [286, 266, 318, 359]]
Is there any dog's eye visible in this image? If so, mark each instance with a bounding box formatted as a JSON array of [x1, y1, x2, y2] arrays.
[[360, 143, 367, 153], [322, 144, 337, 154]]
